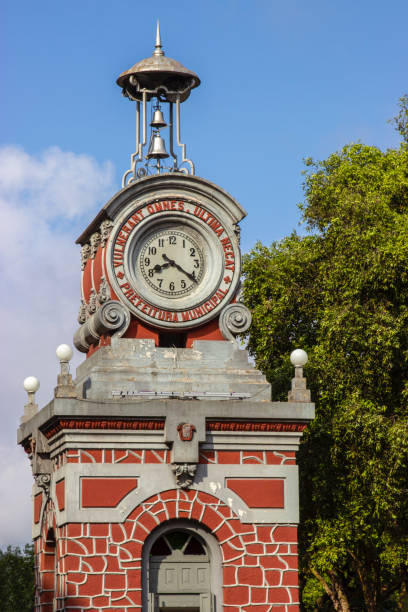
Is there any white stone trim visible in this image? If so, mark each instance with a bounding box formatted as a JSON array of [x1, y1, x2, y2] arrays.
[[50, 463, 298, 526]]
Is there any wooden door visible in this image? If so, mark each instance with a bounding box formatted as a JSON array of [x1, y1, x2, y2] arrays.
[[148, 530, 212, 612]]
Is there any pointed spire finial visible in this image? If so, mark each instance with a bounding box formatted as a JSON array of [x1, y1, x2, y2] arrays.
[[153, 20, 164, 57]]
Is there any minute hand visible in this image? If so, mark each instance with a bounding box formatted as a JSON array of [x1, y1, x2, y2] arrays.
[[162, 254, 198, 284]]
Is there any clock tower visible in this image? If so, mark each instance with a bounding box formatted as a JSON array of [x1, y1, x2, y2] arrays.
[[18, 25, 314, 612]]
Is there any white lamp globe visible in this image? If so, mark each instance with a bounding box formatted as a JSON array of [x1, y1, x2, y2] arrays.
[[56, 344, 73, 362], [290, 349, 308, 367], [23, 376, 40, 393]]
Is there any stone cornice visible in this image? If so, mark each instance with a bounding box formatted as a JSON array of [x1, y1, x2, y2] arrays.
[[17, 396, 314, 445]]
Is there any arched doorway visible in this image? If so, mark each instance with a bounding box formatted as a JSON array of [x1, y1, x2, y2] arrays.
[[143, 522, 221, 612]]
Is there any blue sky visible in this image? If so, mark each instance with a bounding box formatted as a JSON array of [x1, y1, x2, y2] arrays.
[[2, 0, 407, 249], [1, 0, 407, 545]]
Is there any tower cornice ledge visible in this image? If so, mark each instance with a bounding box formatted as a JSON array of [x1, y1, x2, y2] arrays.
[[17, 396, 314, 445]]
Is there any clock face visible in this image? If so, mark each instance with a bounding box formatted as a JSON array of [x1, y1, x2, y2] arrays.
[[106, 193, 241, 330], [138, 228, 205, 297]]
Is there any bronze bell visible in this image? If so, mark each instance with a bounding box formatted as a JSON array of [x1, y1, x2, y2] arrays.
[[150, 109, 167, 128], [146, 132, 169, 159]]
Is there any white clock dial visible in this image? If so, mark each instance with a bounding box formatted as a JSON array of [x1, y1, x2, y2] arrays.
[[106, 179, 243, 330], [138, 228, 205, 297]]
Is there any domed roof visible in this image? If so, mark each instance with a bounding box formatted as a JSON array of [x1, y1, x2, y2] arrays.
[[117, 24, 200, 103]]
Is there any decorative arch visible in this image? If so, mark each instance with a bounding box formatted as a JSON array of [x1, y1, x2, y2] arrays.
[[36, 501, 59, 611], [120, 488, 255, 612], [142, 520, 223, 612], [90, 488, 299, 609]]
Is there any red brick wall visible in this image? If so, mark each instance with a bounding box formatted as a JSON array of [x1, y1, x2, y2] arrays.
[[35, 489, 299, 611], [54, 449, 295, 466], [200, 451, 296, 466], [35, 503, 60, 612]]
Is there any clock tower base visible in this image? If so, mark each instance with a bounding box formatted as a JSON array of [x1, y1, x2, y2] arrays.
[[19, 339, 314, 611]]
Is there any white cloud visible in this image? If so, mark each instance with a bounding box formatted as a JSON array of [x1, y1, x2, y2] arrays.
[[0, 444, 33, 547], [0, 145, 116, 547], [0, 146, 114, 220]]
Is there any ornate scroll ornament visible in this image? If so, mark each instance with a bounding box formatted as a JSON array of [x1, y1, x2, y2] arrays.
[[95, 300, 131, 336], [172, 463, 197, 489], [78, 298, 87, 324], [100, 219, 113, 247], [88, 288, 98, 314], [81, 243, 91, 270], [90, 232, 101, 259], [98, 275, 110, 304], [28, 433, 52, 497], [34, 473, 51, 495], [74, 300, 131, 353], [177, 423, 196, 442], [219, 302, 252, 341]]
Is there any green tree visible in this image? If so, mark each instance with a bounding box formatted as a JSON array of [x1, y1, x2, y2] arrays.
[[243, 103, 408, 611], [390, 95, 408, 144], [0, 544, 34, 612]]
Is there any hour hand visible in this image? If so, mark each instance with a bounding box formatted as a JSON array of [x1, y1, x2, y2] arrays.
[[152, 262, 170, 273]]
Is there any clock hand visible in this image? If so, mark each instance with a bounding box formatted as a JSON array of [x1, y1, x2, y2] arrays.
[[162, 254, 174, 265], [162, 253, 198, 284], [174, 263, 198, 284], [152, 262, 171, 273]]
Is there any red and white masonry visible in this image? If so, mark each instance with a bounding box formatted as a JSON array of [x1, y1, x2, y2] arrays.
[[34, 449, 300, 612], [36, 490, 299, 612]]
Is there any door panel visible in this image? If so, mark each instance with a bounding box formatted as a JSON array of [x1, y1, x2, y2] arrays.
[[197, 568, 207, 585], [164, 567, 177, 589], [149, 530, 213, 612], [181, 567, 191, 585], [152, 562, 210, 592]]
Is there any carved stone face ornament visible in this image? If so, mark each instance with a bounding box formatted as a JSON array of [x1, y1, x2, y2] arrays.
[[81, 243, 91, 271], [98, 275, 110, 305], [100, 219, 113, 247], [88, 288, 98, 314], [77, 298, 87, 324], [171, 463, 197, 489], [90, 232, 101, 259]]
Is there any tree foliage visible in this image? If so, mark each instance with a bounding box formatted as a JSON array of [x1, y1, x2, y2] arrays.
[[243, 105, 408, 611], [0, 544, 34, 612], [390, 95, 408, 144]]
